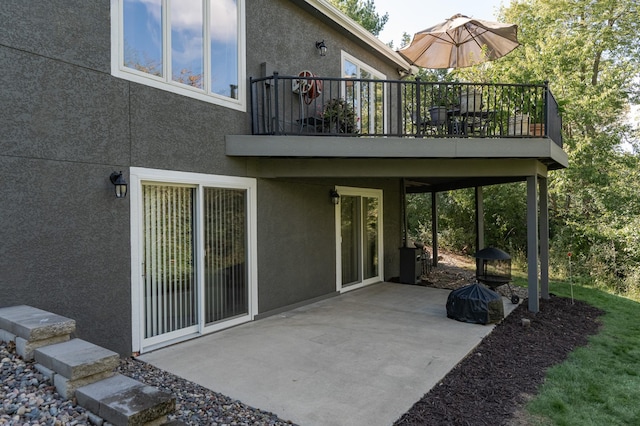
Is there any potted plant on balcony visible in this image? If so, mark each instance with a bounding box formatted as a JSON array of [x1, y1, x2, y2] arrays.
[[428, 86, 450, 124], [323, 98, 358, 134], [527, 98, 546, 136]]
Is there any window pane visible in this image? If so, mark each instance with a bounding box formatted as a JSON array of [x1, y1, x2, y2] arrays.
[[171, 0, 204, 89], [363, 197, 379, 279], [204, 187, 248, 323], [210, 0, 239, 98], [341, 195, 362, 286], [143, 185, 197, 338], [344, 60, 357, 79], [124, 0, 163, 76]]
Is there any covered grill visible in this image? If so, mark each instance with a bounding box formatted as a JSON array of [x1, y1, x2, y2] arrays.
[[474, 247, 519, 304], [446, 282, 504, 324]]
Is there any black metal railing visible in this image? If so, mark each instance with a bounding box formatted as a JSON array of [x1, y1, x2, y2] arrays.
[[249, 74, 562, 147]]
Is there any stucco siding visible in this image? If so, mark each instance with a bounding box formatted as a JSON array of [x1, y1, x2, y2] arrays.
[[0, 156, 132, 355], [0, 0, 405, 354]]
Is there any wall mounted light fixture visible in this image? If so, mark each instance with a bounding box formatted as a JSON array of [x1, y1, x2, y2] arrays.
[[316, 40, 327, 56], [110, 171, 128, 199], [330, 189, 340, 205]]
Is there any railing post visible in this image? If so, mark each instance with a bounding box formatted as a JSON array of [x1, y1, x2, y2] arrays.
[[397, 81, 403, 137], [273, 72, 280, 135], [249, 77, 256, 134], [415, 77, 422, 136], [543, 80, 549, 137]]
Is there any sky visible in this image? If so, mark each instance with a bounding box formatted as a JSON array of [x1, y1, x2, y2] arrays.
[[374, 0, 513, 47]]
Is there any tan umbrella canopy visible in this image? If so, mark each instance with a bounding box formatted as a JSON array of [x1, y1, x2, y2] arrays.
[[398, 13, 520, 69]]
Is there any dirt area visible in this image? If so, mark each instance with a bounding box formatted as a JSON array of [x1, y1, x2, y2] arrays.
[[421, 250, 529, 300], [395, 251, 604, 425]]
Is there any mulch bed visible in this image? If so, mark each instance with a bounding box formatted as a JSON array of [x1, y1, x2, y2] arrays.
[[394, 295, 604, 425]]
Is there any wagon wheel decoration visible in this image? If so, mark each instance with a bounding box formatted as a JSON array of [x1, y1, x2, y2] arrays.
[[297, 70, 323, 104]]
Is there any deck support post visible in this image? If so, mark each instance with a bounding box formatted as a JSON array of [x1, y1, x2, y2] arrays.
[[431, 191, 438, 267], [527, 175, 539, 312], [475, 186, 484, 272]]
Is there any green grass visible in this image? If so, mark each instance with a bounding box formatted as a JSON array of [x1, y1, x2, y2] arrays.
[[515, 280, 640, 425]]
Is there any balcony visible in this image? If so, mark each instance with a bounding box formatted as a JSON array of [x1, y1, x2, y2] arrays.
[[227, 74, 567, 178], [250, 74, 561, 142]]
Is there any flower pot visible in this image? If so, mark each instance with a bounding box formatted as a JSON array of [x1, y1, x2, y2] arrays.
[[508, 113, 530, 135], [429, 106, 448, 124], [529, 123, 545, 136]]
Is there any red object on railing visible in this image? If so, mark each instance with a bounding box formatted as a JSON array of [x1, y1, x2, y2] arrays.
[[296, 70, 323, 104]]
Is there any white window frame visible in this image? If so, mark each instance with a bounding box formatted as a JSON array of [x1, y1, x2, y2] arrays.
[[130, 167, 258, 353], [110, 0, 247, 112], [334, 186, 384, 293], [340, 51, 388, 134]]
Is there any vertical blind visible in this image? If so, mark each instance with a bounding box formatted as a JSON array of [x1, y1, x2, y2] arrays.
[[204, 187, 248, 324], [143, 184, 197, 338], [142, 184, 249, 339]]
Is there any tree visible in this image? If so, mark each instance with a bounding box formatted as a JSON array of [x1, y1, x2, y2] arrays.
[[409, 0, 640, 294], [488, 0, 640, 288], [329, 0, 388, 36]]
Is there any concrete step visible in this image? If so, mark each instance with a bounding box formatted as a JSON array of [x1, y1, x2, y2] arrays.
[[34, 338, 120, 398], [0, 305, 75, 360], [76, 374, 175, 426]]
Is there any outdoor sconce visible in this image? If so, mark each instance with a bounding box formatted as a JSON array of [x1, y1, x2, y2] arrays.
[[330, 189, 340, 205], [316, 40, 327, 56], [110, 171, 128, 199]]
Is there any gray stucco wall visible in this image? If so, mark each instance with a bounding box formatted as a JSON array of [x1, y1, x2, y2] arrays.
[[1, 0, 132, 354], [0, 0, 404, 355], [256, 177, 403, 314], [248, 0, 397, 83]]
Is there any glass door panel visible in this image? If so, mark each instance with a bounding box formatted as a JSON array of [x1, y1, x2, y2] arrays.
[[341, 195, 361, 286], [363, 196, 379, 280], [203, 187, 248, 324], [342, 54, 387, 135], [338, 189, 382, 290], [142, 184, 197, 339]]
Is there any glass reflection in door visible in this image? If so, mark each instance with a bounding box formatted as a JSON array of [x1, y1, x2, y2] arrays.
[[340, 193, 380, 288]]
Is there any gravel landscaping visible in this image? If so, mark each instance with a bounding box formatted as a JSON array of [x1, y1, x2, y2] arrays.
[[0, 339, 294, 425]]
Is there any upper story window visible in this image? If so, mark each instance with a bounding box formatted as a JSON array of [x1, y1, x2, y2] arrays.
[[111, 0, 246, 111], [341, 52, 387, 134]]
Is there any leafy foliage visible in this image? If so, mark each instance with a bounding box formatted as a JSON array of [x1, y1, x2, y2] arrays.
[[329, 0, 388, 36], [408, 0, 640, 296], [323, 98, 359, 133]]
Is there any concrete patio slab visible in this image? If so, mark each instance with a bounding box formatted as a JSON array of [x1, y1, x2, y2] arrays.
[[139, 282, 519, 426]]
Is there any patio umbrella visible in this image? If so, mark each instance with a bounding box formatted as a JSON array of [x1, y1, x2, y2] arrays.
[[398, 13, 520, 69]]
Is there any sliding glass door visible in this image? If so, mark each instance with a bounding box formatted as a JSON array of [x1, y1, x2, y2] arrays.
[[131, 168, 257, 353], [336, 187, 383, 291]]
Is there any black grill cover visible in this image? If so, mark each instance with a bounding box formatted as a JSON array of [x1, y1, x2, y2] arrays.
[[446, 283, 504, 325]]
